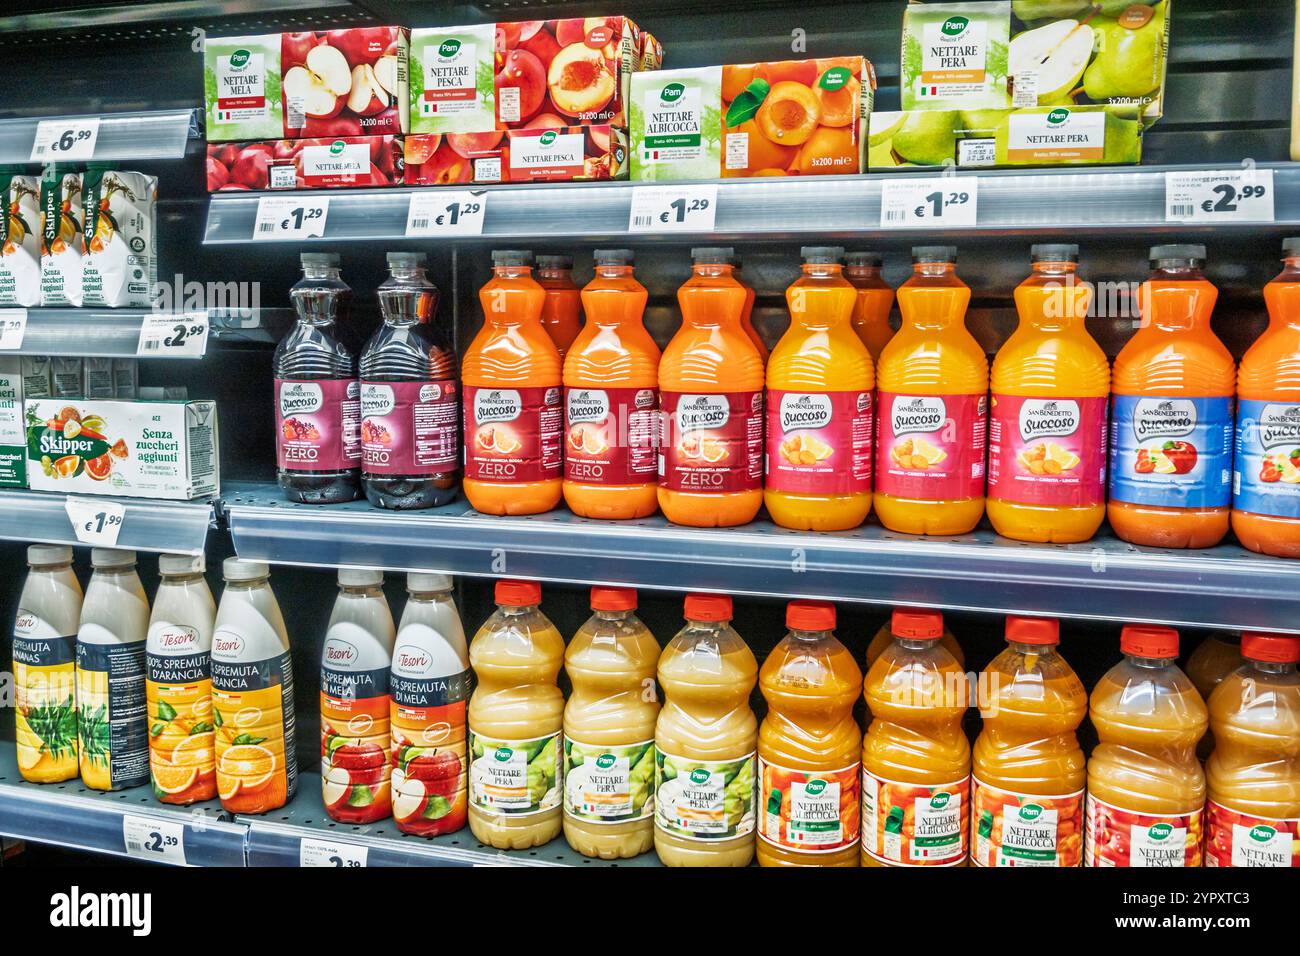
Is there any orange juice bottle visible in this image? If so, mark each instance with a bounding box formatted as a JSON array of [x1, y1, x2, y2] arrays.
[[1085, 626, 1208, 867], [1109, 246, 1235, 548], [972, 616, 1087, 867], [536, 254, 582, 360], [1205, 633, 1300, 867], [844, 251, 895, 361], [757, 600, 862, 867], [563, 249, 661, 520], [765, 247, 874, 532], [1187, 633, 1243, 762], [987, 245, 1110, 544], [875, 246, 988, 535], [462, 250, 563, 516], [658, 248, 765, 527], [1232, 238, 1300, 558], [730, 255, 768, 362]]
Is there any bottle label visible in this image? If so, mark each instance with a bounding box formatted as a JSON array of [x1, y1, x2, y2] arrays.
[[875, 391, 987, 501], [468, 730, 562, 816], [76, 630, 150, 790], [1085, 793, 1203, 867], [146, 623, 216, 803], [861, 769, 968, 865], [13, 612, 78, 779], [654, 750, 756, 841], [564, 386, 660, 485], [564, 737, 656, 824], [1205, 801, 1300, 867], [463, 385, 563, 484], [360, 379, 459, 476], [971, 778, 1084, 867], [1109, 395, 1235, 509], [987, 394, 1108, 506], [211, 645, 297, 812], [275, 378, 361, 472], [758, 757, 860, 853], [658, 390, 764, 493], [319, 626, 392, 823], [1233, 399, 1300, 518], [764, 389, 873, 495]]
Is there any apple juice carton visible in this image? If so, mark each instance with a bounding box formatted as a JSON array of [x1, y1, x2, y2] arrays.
[[0, 168, 40, 307], [900, 1, 1012, 111], [82, 168, 158, 309], [206, 136, 403, 191], [205, 35, 284, 141], [39, 167, 83, 307], [0, 357, 24, 487]]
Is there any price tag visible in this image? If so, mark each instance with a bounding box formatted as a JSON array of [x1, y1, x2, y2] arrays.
[[137, 312, 209, 358], [0, 309, 26, 350], [406, 191, 487, 236], [252, 196, 330, 240], [300, 837, 368, 867], [123, 815, 186, 865], [880, 177, 979, 229], [30, 118, 101, 162], [1165, 169, 1275, 223], [629, 184, 717, 233], [65, 497, 125, 547]]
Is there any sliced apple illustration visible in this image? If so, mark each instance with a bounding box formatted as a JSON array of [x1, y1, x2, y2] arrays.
[[1009, 19, 1094, 105], [283, 43, 352, 120], [372, 54, 400, 100], [392, 778, 429, 823], [347, 63, 390, 116], [322, 765, 352, 811]]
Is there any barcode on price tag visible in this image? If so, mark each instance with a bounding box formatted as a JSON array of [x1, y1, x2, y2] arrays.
[[0, 309, 26, 350], [881, 177, 979, 229], [253, 196, 330, 240], [406, 191, 488, 236], [137, 312, 209, 357], [300, 837, 368, 867], [30, 118, 101, 162], [123, 815, 187, 865], [1165, 169, 1274, 222], [65, 497, 125, 547], [628, 184, 717, 232]]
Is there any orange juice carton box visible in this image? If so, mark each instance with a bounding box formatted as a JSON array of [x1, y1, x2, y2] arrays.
[[0, 168, 41, 307], [207, 135, 404, 191], [404, 125, 627, 184]]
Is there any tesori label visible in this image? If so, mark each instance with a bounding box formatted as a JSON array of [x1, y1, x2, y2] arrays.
[[204, 35, 282, 139], [1005, 108, 1106, 163], [1205, 802, 1299, 868], [564, 738, 656, 824], [275, 378, 362, 472], [468, 730, 561, 816], [987, 394, 1107, 506], [13, 611, 78, 777], [463, 384, 563, 483], [875, 391, 987, 500], [758, 758, 861, 853], [564, 385, 659, 485], [360, 379, 459, 476], [0, 171, 41, 307], [413, 26, 494, 130], [655, 750, 756, 841], [765, 389, 873, 495], [76, 629, 150, 790], [861, 770, 968, 865], [971, 779, 1084, 867], [509, 130, 585, 180], [1234, 400, 1300, 517], [1085, 793, 1203, 868], [1110, 395, 1234, 509], [659, 390, 763, 493]]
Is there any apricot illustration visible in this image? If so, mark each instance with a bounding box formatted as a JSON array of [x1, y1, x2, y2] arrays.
[[722, 118, 797, 177], [721, 64, 756, 103], [496, 48, 547, 122], [756, 82, 820, 147], [755, 60, 818, 88], [418, 141, 473, 185], [791, 125, 857, 175], [814, 74, 860, 128], [403, 135, 440, 166], [548, 43, 615, 117], [446, 130, 505, 158], [554, 19, 587, 47]]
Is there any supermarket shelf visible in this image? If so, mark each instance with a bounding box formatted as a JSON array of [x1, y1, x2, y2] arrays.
[[0, 489, 213, 554], [220, 481, 1300, 632], [0, 108, 199, 164], [0, 309, 213, 358]]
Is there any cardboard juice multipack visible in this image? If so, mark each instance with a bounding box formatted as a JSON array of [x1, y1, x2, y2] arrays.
[[0, 168, 40, 308], [0, 357, 24, 487], [206, 135, 404, 191], [82, 168, 157, 308], [39, 167, 83, 307], [403, 125, 626, 184]]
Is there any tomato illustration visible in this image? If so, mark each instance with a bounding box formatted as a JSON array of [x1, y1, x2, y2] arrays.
[[1261, 460, 1282, 483], [1134, 448, 1155, 474], [1162, 440, 1197, 474]]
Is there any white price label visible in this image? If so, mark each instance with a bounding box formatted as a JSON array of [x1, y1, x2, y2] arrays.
[[137, 312, 209, 357], [123, 815, 186, 865], [1165, 169, 1275, 222], [253, 196, 330, 240], [30, 118, 101, 162], [880, 177, 979, 229], [0, 309, 27, 350], [629, 184, 718, 233], [299, 837, 369, 867], [65, 497, 125, 547], [406, 191, 487, 236]]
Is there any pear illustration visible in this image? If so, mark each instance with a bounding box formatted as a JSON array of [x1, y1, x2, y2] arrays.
[[1009, 18, 1095, 104], [892, 111, 961, 166], [1083, 2, 1166, 100]]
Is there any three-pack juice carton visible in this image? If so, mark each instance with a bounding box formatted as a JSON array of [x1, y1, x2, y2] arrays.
[[0, 357, 24, 487], [0, 168, 41, 308], [206, 135, 404, 191], [82, 168, 157, 308], [403, 125, 627, 184], [39, 167, 83, 307]]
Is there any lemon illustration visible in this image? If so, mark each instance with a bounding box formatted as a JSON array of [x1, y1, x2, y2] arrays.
[[913, 436, 948, 465], [1046, 442, 1080, 471]]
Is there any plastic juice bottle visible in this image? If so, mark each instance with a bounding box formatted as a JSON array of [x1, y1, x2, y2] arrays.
[[1187, 633, 1243, 762], [1109, 245, 1235, 548], [874, 246, 988, 535], [845, 251, 895, 361], [1205, 633, 1300, 867], [536, 254, 582, 360], [987, 245, 1110, 544], [274, 252, 361, 504], [76, 548, 150, 791], [654, 594, 758, 867], [1232, 238, 1300, 558], [731, 255, 768, 362], [563, 248, 661, 519], [757, 600, 862, 868], [467, 580, 565, 849], [13, 545, 82, 783], [359, 252, 459, 510], [1086, 626, 1208, 867], [864, 616, 964, 722], [658, 248, 765, 527], [972, 616, 1087, 867], [320, 569, 395, 824], [765, 246, 875, 532], [211, 559, 296, 815], [861, 609, 970, 867], [462, 250, 563, 516], [145, 553, 217, 805], [563, 587, 661, 859], [390, 573, 470, 836]]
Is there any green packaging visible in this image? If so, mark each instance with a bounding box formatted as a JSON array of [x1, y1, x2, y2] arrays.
[[901, 2, 1012, 111]]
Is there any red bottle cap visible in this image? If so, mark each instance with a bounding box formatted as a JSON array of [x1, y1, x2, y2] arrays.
[[495, 579, 541, 607], [591, 586, 637, 612], [787, 600, 835, 631], [1121, 625, 1179, 658], [1241, 632, 1300, 664], [892, 609, 943, 639], [684, 593, 733, 622], [1006, 615, 1060, 645]]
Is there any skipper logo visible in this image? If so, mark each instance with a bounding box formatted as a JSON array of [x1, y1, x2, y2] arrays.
[[567, 388, 610, 425], [360, 383, 396, 418], [779, 393, 832, 432], [677, 394, 729, 431], [1019, 398, 1080, 441], [1133, 398, 1195, 441], [279, 381, 324, 415], [474, 389, 522, 424], [891, 395, 946, 436]]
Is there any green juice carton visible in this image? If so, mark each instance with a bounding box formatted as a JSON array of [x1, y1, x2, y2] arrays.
[[901, 2, 1012, 111], [0, 357, 24, 487]]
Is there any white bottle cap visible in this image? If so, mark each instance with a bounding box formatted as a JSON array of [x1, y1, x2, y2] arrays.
[[339, 568, 383, 587], [28, 544, 73, 565], [408, 572, 452, 592], [159, 553, 205, 575], [91, 548, 136, 568], [223, 557, 269, 582]]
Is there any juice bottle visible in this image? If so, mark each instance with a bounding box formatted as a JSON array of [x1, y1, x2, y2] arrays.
[[391, 573, 470, 836], [987, 245, 1110, 544], [536, 254, 582, 360], [874, 246, 988, 535], [1109, 246, 1235, 548], [1232, 238, 1300, 558], [274, 252, 360, 504], [844, 251, 895, 361], [76, 548, 150, 791], [1205, 633, 1300, 867], [145, 553, 217, 804], [972, 616, 1087, 867], [654, 594, 758, 867], [1086, 626, 1208, 867], [1187, 633, 1242, 762], [658, 248, 765, 527], [467, 580, 565, 849], [861, 609, 970, 867], [13, 545, 82, 783], [757, 600, 862, 867], [563, 587, 660, 859], [211, 559, 296, 815], [462, 250, 563, 516], [731, 254, 768, 361], [563, 248, 661, 519], [320, 569, 395, 824], [866, 613, 964, 671], [359, 252, 459, 510]]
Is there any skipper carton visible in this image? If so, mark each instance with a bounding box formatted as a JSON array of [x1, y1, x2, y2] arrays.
[[206, 135, 403, 191], [0, 357, 23, 487], [39, 167, 83, 307], [82, 168, 158, 308], [0, 168, 40, 307]]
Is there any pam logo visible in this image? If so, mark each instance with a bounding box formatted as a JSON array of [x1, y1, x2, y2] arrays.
[[1018, 803, 1044, 822], [660, 82, 685, 103], [1147, 822, 1173, 841], [941, 16, 970, 36], [439, 39, 462, 58], [1249, 824, 1277, 843], [688, 768, 712, 785], [804, 778, 828, 797], [595, 753, 618, 770], [930, 791, 952, 811], [1047, 108, 1071, 126], [539, 130, 557, 147], [330, 140, 347, 155], [229, 49, 251, 70], [493, 746, 514, 762]]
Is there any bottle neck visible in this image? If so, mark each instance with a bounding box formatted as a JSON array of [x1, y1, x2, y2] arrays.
[[1008, 640, 1057, 658], [408, 589, 452, 603], [31, 562, 74, 575], [1140, 265, 1213, 332], [595, 608, 633, 623], [895, 635, 941, 651], [594, 264, 633, 280], [845, 265, 880, 280], [1248, 659, 1297, 676], [302, 264, 340, 281], [790, 628, 830, 642], [538, 267, 572, 282], [692, 262, 734, 280], [1268, 258, 1300, 329], [160, 571, 206, 586], [912, 261, 955, 279], [494, 265, 532, 281], [225, 578, 269, 592], [1125, 654, 1176, 670], [802, 262, 843, 279], [339, 584, 383, 598], [499, 602, 537, 617]]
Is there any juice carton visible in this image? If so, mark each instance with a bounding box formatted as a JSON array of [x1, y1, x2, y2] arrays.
[[39, 167, 83, 307], [403, 125, 628, 185], [22, 356, 51, 398], [0, 168, 40, 307], [900, 2, 1012, 111], [51, 358, 82, 398], [82, 168, 157, 309], [0, 358, 24, 486], [206, 136, 404, 191]]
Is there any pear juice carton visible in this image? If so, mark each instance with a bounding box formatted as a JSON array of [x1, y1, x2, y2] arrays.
[[0, 168, 41, 307], [901, 2, 1012, 111]]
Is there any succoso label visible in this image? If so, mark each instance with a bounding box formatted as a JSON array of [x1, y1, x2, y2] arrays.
[[563, 738, 655, 824]]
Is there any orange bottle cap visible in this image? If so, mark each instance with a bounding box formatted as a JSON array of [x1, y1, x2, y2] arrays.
[[1121, 625, 1179, 658], [787, 600, 835, 631], [891, 608, 943, 639], [591, 586, 637, 612], [1006, 615, 1059, 645], [495, 579, 541, 607], [684, 593, 732, 622], [1241, 633, 1300, 664]]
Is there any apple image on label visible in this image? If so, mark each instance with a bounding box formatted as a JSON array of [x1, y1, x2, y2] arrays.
[[322, 765, 353, 811], [284, 44, 353, 121], [392, 777, 429, 823], [348, 62, 394, 117], [282, 32, 319, 70], [406, 749, 462, 798]]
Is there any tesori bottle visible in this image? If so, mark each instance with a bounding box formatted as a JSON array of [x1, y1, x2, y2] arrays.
[[274, 251, 360, 504]]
